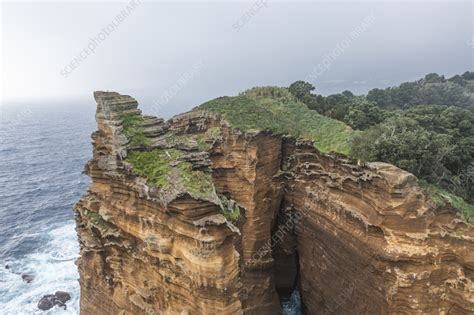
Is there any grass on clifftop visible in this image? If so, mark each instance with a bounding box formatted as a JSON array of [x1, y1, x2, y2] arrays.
[[197, 87, 354, 155], [421, 182, 474, 223], [126, 148, 214, 197]]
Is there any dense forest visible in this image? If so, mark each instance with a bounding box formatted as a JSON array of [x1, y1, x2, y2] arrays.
[[288, 72, 474, 205]]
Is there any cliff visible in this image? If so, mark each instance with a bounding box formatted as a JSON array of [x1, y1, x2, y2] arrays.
[[75, 90, 474, 314]]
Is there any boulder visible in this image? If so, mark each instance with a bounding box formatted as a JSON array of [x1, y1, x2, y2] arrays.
[[37, 291, 71, 311], [37, 294, 56, 311], [21, 274, 34, 283], [55, 291, 71, 303]]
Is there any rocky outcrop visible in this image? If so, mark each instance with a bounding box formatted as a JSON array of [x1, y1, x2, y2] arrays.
[[76, 92, 241, 314], [75, 92, 474, 314], [38, 291, 71, 311]]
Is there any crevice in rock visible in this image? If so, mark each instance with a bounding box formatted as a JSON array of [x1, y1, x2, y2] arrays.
[[271, 200, 303, 313]]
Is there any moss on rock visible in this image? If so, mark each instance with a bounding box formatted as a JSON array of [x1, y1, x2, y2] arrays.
[[126, 148, 214, 198]]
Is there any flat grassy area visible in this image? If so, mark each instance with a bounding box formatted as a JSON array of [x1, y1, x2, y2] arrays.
[[421, 181, 474, 223], [198, 87, 355, 155]]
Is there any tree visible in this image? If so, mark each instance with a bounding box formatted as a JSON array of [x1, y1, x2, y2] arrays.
[[351, 105, 474, 202], [418, 83, 470, 108], [462, 71, 474, 80], [448, 74, 466, 86], [424, 73, 444, 83], [341, 90, 354, 98], [343, 99, 384, 130], [367, 88, 392, 107], [366, 72, 474, 110], [393, 82, 420, 108], [288, 81, 315, 100], [352, 115, 451, 178]]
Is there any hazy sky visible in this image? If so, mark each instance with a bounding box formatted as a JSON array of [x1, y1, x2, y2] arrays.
[[1, 0, 473, 116]]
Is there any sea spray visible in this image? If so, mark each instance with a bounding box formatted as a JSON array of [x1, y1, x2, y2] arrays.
[[0, 222, 80, 314]]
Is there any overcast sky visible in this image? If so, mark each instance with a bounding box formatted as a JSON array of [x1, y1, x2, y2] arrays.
[[1, 1, 473, 116]]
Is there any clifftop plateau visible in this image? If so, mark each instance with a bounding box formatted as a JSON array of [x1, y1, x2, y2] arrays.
[[75, 89, 474, 314]]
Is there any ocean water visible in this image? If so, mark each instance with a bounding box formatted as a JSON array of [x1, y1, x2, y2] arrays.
[[0, 102, 95, 314], [282, 288, 303, 315]]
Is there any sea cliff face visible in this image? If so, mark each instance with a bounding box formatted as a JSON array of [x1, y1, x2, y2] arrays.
[[75, 91, 474, 314]]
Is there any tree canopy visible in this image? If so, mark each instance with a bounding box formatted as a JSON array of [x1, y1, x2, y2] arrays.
[[288, 72, 474, 208], [288, 81, 315, 100]]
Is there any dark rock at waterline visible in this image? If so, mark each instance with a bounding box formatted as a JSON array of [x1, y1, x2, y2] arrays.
[[21, 274, 34, 283], [38, 294, 56, 310], [55, 291, 71, 303], [37, 291, 71, 310], [5, 264, 9, 269]]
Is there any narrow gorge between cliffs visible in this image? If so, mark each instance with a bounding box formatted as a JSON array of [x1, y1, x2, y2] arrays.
[[74, 91, 474, 315]]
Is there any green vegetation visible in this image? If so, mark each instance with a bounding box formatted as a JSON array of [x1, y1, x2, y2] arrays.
[[84, 210, 107, 227], [244, 86, 295, 99], [289, 81, 315, 100], [349, 105, 474, 205], [222, 207, 240, 223], [293, 89, 385, 130], [206, 127, 222, 138], [120, 113, 152, 147], [164, 131, 214, 151], [367, 72, 474, 111], [121, 71, 474, 222], [421, 182, 474, 222], [219, 196, 240, 223], [166, 126, 223, 150], [82, 209, 117, 233], [176, 161, 214, 196], [198, 87, 354, 155], [126, 148, 181, 188], [121, 112, 219, 198], [196, 135, 208, 151], [292, 72, 474, 131], [287, 71, 474, 221], [126, 148, 214, 197]]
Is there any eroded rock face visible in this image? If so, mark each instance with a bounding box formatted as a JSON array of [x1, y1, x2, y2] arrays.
[[76, 92, 474, 314], [281, 140, 474, 314]]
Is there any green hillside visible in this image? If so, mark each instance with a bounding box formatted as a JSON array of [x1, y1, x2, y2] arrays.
[[198, 87, 355, 155]]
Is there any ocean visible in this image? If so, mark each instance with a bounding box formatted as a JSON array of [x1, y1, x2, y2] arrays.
[[0, 102, 95, 314], [0, 102, 302, 315]]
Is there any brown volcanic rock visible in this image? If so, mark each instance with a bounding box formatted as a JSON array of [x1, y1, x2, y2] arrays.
[[75, 91, 474, 315], [76, 92, 241, 314], [281, 140, 474, 314]]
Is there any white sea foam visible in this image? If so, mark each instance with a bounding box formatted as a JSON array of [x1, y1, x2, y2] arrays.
[[282, 288, 303, 315], [0, 222, 80, 315]]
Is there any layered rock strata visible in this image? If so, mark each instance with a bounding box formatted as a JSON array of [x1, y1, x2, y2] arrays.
[[75, 91, 474, 314]]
